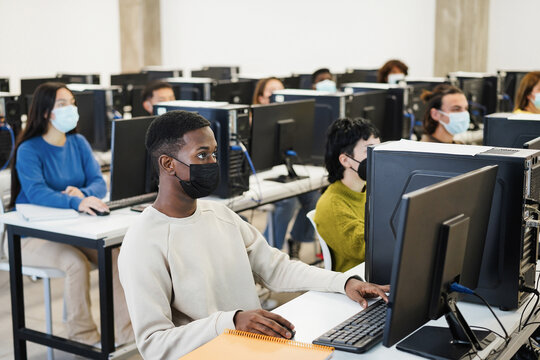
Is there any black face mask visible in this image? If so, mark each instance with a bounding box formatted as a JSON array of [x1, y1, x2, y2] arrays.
[[345, 155, 367, 181], [169, 156, 220, 199]]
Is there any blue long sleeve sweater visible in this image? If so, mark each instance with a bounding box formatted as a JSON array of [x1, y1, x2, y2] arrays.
[[15, 134, 107, 210]]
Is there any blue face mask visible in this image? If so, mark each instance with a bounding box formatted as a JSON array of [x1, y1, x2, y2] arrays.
[[315, 79, 337, 93], [51, 105, 79, 133], [387, 73, 405, 84], [438, 110, 470, 135], [534, 93, 540, 110]]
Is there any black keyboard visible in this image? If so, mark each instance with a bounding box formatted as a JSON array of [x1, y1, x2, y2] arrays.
[[106, 192, 157, 211], [312, 299, 386, 353]]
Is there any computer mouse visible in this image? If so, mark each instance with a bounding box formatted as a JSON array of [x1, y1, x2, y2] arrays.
[[284, 326, 296, 340], [90, 207, 110, 216]]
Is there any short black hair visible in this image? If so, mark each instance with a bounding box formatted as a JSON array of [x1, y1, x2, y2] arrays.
[[142, 80, 173, 102], [312, 68, 332, 84], [145, 110, 211, 172], [325, 117, 380, 183]]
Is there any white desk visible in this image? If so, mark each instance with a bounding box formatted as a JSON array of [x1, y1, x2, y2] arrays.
[[273, 264, 540, 359], [207, 164, 328, 212]]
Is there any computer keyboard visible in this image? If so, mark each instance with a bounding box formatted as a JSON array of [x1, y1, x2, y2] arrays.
[[106, 192, 157, 211], [312, 299, 387, 353]]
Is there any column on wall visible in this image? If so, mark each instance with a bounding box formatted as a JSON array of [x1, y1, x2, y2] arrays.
[[433, 0, 490, 76], [118, 0, 162, 72]]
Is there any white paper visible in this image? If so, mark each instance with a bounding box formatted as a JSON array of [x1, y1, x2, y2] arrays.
[[16, 204, 79, 222]]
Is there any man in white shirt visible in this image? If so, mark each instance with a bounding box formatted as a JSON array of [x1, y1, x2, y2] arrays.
[[118, 110, 389, 359]]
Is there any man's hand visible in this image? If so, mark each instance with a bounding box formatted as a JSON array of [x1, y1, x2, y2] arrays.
[[345, 277, 390, 308], [233, 309, 295, 339], [63, 186, 85, 198]]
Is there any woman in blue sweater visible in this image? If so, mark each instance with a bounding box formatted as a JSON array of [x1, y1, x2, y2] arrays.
[[9, 82, 133, 346]]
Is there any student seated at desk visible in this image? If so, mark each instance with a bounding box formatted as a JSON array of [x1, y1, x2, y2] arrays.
[[312, 68, 337, 92], [314, 118, 380, 272], [8, 82, 133, 345], [513, 71, 540, 114], [252, 77, 320, 258], [118, 110, 389, 359], [420, 84, 469, 144], [142, 80, 176, 115], [377, 59, 408, 84]]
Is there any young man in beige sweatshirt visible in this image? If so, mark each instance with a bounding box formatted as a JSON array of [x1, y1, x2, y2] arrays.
[[118, 110, 389, 359]]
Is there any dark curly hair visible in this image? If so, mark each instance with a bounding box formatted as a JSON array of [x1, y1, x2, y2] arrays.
[[325, 117, 380, 183]]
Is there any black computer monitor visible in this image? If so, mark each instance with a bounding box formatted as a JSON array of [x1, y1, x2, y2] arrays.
[[109, 116, 156, 201], [483, 113, 540, 148], [524, 136, 540, 150], [383, 166, 498, 359], [0, 78, 9, 92], [57, 73, 100, 84], [250, 100, 315, 181], [20, 77, 61, 114], [498, 71, 529, 112], [212, 79, 254, 105], [346, 91, 387, 140], [336, 69, 378, 87], [191, 66, 239, 80]]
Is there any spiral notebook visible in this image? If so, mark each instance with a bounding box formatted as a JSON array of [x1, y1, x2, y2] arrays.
[[180, 329, 334, 360]]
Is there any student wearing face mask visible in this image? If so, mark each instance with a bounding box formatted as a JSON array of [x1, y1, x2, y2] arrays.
[[377, 59, 408, 84], [314, 118, 380, 273], [420, 84, 470, 143], [312, 68, 337, 92], [252, 77, 320, 258], [142, 80, 176, 115], [9, 82, 133, 346], [118, 110, 389, 359], [513, 71, 540, 114]]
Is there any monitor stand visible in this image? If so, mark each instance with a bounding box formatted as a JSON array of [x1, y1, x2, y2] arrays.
[[396, 296, 496, 360], [266, 156, 308, 183]]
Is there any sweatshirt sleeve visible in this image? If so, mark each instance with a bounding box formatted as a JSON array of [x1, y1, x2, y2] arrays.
[[16, 143, 82, 210], [75, 135, 107, 199], [118, 225, 238, 360], [235, 215, 351, 294]]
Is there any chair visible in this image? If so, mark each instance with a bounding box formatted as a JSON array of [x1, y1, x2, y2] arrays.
[[306, 209, 333, 270], [0, 201, 65, 360]]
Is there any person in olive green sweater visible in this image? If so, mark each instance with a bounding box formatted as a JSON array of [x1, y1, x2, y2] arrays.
[[314, 118, 380, 272]]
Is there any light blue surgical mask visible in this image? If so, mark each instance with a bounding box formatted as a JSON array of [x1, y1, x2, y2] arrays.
[[387, 73, 405, 84], [438, 110, 470, 135], [51, 105, 79, 133], [534, 93, 540, 110], [315, 79, 337, 93]]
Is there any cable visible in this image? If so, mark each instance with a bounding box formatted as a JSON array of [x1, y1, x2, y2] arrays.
[[231, 143, 263, 205], [520, 287, 540, 330], [0, 121, 15, 171]]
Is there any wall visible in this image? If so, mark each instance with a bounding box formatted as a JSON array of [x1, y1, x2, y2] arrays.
[[160, 0, 437, 78], [0, 0, 121, 93], [487, 0, 540, 73]]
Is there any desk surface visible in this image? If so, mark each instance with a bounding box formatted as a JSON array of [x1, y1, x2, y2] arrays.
[[273, 263, 540, 360]]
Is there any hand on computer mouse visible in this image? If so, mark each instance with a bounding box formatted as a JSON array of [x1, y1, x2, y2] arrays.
[[79, 197, 110, 216], [233, 309, 295, 339]]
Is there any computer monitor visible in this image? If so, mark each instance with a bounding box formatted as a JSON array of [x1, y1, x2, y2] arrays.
[[164, 77, 213, 101], [250, 100, 315, 181], [211, 79, 254, 105], [109, 116, 156, 201], [497, 70, 529, 112], [383, 166, 498, 359], [19, 77, 61, 114], [336, 69, 378, 87], [366, 140, 540, 310], [524, 136, 540, 150], [346, 91, 387, 140], [57, 73, 100, 84], [191, 66, 240, 80], [483, 113, 540, 148], [0, 78, 9, 92]]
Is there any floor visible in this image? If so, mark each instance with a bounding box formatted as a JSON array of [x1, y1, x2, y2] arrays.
[[0, 208, 321, 359]]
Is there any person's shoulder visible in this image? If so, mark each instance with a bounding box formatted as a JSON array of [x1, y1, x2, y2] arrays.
[[198, 200, 238, 226], [124, 207, 167, 244], [17, 136, 43, 155], [68, 133, 91, 147]]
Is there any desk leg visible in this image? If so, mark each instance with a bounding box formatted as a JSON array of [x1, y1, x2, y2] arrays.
[[7, 227, 27, 360], [97, 243, 115, 356]]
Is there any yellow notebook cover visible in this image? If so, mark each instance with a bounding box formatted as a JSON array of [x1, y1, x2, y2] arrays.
[[180, 329, 334, 360]]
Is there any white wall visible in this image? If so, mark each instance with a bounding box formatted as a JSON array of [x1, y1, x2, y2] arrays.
[[0, 0, 121, 94], [487, 0, 540, 72], [160, 0, 436, 78]]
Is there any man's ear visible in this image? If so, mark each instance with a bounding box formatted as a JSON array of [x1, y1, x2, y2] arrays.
[[430, 108, 441, 122], [143, 100, 153, 115], [158, 155, 175, 175]]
